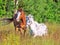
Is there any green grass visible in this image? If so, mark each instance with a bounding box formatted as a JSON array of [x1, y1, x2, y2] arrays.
[[0, 23, 60, 45]]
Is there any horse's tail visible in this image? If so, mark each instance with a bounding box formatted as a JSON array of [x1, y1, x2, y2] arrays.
[[2, 18, 13, 22], [0, 18, 13, 25]]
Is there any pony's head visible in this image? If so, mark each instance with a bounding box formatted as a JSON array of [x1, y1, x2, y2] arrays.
[[26, 14, 34, 25], [27, 14, 34, 21]]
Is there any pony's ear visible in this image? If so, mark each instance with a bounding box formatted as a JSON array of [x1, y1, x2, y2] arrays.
[[28, 14, 34, 18]]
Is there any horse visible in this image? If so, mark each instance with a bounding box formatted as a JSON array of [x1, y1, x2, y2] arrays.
[[26, 14, 48, 37], [13, 8, 26, 36], [1, 8, 27, 36]]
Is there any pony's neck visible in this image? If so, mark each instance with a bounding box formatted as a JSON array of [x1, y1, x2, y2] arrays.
[[29, 18, 35, 25]]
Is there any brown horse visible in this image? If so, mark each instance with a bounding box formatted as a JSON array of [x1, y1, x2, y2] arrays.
[[1, 8, 26, 36], [13, 8, 26, 36]]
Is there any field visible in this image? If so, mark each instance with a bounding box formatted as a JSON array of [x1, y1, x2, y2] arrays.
[[0, 22, 60, 45]]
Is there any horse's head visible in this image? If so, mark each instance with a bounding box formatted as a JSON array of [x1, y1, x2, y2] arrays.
[[13, 8, 23, 22], [26, 14, 34, 26], [16, 11, 21, 22]]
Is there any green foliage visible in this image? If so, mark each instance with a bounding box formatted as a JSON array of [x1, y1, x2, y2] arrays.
[[0, 0, 60, 23], [0, 0, 14, 17], [23, 0, 60, 23]]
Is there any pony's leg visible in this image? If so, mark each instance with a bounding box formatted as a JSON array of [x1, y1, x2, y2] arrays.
[[33, 31, 37, 37], [33, 34, 37, 37]]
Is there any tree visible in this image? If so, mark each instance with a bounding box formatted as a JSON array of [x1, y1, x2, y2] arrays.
[[0, 0, 60, 23]]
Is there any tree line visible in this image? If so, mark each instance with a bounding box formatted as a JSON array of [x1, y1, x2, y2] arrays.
[[0, 0, 60, 23]]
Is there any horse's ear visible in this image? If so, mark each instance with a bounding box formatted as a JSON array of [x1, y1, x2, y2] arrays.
[[18, 8, 23, 12]]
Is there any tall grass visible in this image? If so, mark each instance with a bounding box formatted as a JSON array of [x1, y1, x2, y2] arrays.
[[0, 23, 60, 45]]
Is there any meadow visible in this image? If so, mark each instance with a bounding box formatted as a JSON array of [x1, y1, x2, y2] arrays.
[[0, 0, 60, 45], [0, 22, 60, 45]]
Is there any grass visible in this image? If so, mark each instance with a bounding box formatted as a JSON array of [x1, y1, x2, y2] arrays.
[[0, 22, 60, 45]]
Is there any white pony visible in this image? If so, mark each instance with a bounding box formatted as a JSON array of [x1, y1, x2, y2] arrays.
[[27, 14, 48, 37]]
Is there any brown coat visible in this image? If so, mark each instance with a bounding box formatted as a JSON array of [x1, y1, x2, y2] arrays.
[[19, 10, 26, 28]]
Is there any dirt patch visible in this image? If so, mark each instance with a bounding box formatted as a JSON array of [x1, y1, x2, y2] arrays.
[[0, 30, 11, 41], [52, 30, 60, 41]]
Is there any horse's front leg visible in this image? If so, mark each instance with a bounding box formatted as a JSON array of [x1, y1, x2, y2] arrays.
[[15, 27, 19, 34], [19, 28, 23, 36], [19, 28, 26, 37]]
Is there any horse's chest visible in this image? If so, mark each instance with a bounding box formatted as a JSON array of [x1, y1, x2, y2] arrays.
[[13, 20, 20, 27]]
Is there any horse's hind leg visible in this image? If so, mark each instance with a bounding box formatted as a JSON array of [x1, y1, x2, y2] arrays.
[[19, 28, 23, 36], [24, 30, 26, 36], [23, 27, 27, 36]]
